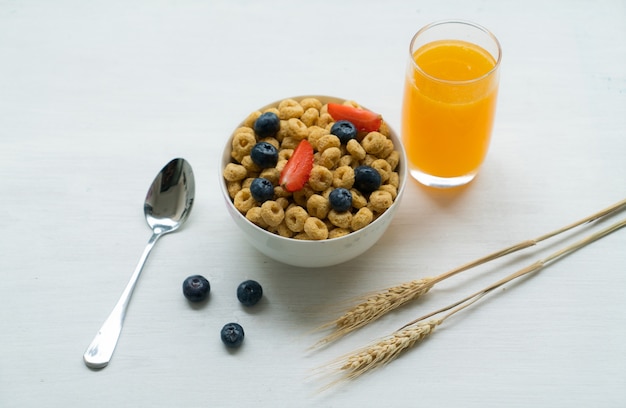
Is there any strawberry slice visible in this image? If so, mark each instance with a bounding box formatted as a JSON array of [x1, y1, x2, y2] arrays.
[[279, 139, 314, 192], [327, 103, 382, 132]]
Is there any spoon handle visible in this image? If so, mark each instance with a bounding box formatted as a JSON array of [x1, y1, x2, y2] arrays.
[[83, 232, 162, 369]]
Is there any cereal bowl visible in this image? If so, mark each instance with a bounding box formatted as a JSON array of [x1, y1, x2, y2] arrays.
[[219, 95, 407, 268]]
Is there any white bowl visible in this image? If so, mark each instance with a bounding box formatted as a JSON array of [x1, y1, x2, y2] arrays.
[[219, 95, 407, 268]]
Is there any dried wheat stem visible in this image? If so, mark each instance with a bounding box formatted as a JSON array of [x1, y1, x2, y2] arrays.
[[313, 278, 436, 348], [329, 217, 626, 383], [314, 198, 626, 346], [400, 217, 626, 330]]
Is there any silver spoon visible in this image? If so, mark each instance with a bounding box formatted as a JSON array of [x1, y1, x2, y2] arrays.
[[83, 158, 195, 369]]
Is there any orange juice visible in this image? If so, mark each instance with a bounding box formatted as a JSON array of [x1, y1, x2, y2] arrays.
[[402, 38, 500, 184]]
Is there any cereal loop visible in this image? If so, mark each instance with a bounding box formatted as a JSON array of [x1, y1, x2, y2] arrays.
[[346, 139, 366, 161], [304, 217, 329, 240], [306, 194, 330, 219], [318, 147, 342, 169], [287, 118, 308, 140], [332, 165, 355, 189], [260, 200, 285, 227], [224, 163, 248, 182], [301, 107, 320, 127], [329, 228, 351, 239], [350, 188, 368, 209], [369, 190, 393, 212], [285, 205, 308, 232], [308, 165, 333, 191], [243, 111, 262, 128], [300, 97, 323, 111], [278, 99, 304, 120], [234, 188, 256, 214], [317, 134, 341, 152], [328, 209, 352, 229], [246, 207, 268, 228], [361, 132, 387, 155], [371, 158, 392, 182], [351, 207, 374, 231]]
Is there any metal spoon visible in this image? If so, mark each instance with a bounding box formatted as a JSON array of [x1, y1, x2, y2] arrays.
[[83, 158, 195, 369]]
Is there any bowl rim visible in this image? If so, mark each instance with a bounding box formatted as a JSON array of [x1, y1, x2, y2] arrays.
[[219, 94, 408, 245]]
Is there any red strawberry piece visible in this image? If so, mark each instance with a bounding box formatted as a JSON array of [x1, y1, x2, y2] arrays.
[[279, 139, 314, 192], [327, 103, 382, 133]]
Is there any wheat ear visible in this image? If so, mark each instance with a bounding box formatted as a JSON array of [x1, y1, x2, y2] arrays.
[[314, 198, 626, 346], [330, 217, 626, 383]]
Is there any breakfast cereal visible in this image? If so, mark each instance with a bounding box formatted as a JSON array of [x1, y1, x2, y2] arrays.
[[223, 97, 401, 240]]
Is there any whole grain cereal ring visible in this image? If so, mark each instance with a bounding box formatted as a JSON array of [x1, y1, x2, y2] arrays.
[[300, 107, 320, 127], [299, 97, 323, 111], [224, 163, 248, 182], [306, 194, 330, 219], [231, 131, 257, 162], [276, 197, 290, 209], [278, 98, 304, 120], [317, 112, 334, 128], [246, 207, 268, 228], [259, 137, 280, 150], [264, 107, 280, 116], [304, 217, 329, 240], [308, 165, 333, 191], [350, 188, 368, 209], [329, 228, 351, 239], [379, 138, 395, 159], [242, 177, 254, 189], [328, 209, 352, 229], [260, 200, 284, 227], [234, 188, 256, 214], [371, 158, 392, 182], [280, 136, 300, 150], [241, 155, 261, 173], [292, 185, 315, 207], [369, 190, 393, 212], [286, 118, 308, 140], [307, 126, 328, 150], [285, 205, 308, 232], [346, 139, 366, 160], [275, 221, 294, 238], [388, 172, 400, 188], [351, 207, 374, 231], [332, 165, 355, 189], [318, 147, 342, 169], [361, 131, 386, 155], [316, 134, 341, 152], [259, 167, 280, 185], [379, 184, 398, 200], [338, 153, 359, 168], [276, 120, 289, 141], [226, 180, 242, 199], [273, 185, 292, 199], [385, 150, 401, 171]]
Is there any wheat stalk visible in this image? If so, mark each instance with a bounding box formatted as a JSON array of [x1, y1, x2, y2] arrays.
[[313, 198, 626, 346], [326, 217, 626, 383]]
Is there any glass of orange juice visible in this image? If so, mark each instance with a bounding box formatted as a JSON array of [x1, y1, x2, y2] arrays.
[[402, 20, 502, 188]]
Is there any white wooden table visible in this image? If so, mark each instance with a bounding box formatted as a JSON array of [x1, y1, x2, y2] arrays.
[[1, 1, 625, 407]]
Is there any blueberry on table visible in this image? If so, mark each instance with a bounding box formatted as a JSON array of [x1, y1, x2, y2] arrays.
[[250, 177, 275, 203], [221, 323, 245, 348], [237, 280, 263, 307], [354, 165, 382, 194], [250, 141, 279, 168], [254, 111, 281, 138], [182, 275, 211, 302], [330, 120, 357, 144], [329, 188, 353, 212]]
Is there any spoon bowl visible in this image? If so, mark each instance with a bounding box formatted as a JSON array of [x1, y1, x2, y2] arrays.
[[83, 158, 195, 369]]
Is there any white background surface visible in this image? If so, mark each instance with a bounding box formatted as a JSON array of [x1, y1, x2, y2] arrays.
[[1, 1, 625, 407]]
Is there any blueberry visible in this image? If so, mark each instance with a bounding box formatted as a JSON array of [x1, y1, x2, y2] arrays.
[[237, 280, 263, 307], [330, 120, 357, 144], [253, 112, 281, 138], [354, 165, 382, 194], [249, 177, 274, 203], [328, 188, 352, 212], [182, 275, 210, 302], [221, 323, 244, 348], [250, 141, 279, 169]]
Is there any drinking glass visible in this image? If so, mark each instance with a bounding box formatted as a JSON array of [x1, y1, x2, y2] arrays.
[[401, 20, 502, 188]]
